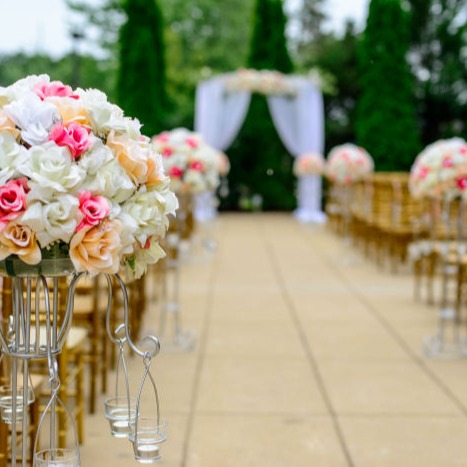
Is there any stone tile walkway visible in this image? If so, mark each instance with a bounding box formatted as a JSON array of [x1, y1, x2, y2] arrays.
[[80, 213, 467, 466]]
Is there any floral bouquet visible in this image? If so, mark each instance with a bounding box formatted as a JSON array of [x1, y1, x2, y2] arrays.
[[0, 74, 178, 278], [151, 128, 220, 194], [225, 69, 296, 96], [293, 152, 324, 177], [409, 137, 467, 199], [325, 143, 374, 185]]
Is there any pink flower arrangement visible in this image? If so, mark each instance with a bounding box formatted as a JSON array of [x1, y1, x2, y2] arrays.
[[409, 137, 467, 199], [0, 74, 178, 278], [325, 143, 374, 185], [293, 153, 324, 177], [151, 128, 221, 194]]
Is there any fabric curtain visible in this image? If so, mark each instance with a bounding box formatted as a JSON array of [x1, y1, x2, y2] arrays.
[[194, 76, 251, 151], [267, 79, 326, 223]]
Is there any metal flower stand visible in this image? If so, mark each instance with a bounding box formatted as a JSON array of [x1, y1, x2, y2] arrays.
[[0, 260, 165, 465], [157, 195, 196, 352], [423, 197, 467, 359]]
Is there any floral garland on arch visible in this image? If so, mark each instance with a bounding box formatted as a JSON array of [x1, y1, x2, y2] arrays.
[[223, 67, 336, 96], [293, 152, 324, 177], [325, 143, 374, 185], [0, 74, 178, 279], [409, 137, 467, 199], [151, 128, 221, 194]]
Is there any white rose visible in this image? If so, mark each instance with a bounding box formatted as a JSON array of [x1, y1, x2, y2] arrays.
[[78, 138, 114, 176], [21, 194, 80, 247], [0, 74, 50, 108], [119, 187, 169, 245], [128, 240, 166, 279], [0, 133, 28, 185], [18, 142, 86, 199], [76, 88, 141, 137], [114, 211, 138, 255], [80, 159, 135, 203], [4, 92, 58, 146], [184, 170, 206, 193]]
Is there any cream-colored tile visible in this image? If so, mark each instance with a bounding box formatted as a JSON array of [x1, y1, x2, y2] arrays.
[[205, 321, 305, 357], [185, 414, 348, 467], [196, 355, 328, 415], [303, 322, 408, 359], [340, 416, 467, 467], [318, 359, 462, 415], [426, 359, 467, 410]]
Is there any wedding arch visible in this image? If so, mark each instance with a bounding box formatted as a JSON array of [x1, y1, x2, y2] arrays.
[[194, 70, 326, 222]]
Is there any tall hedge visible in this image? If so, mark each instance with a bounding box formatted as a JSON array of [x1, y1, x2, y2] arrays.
[[224, 0, 295, 211], [117, 0, 167, 137], [356, 0, 420, 171]]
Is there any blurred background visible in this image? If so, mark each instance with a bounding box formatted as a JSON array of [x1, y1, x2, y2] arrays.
[[0, 0, 465, 210]]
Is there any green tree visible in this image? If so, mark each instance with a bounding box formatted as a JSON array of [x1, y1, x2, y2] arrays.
[[225, 0, 295, 210], [356, 0, 420, 171], [117, 0, 167, 137], [407, 0, 466, 143]]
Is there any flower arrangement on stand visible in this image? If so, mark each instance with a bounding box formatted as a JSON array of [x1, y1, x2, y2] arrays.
[[325, 143, 374, 185], [151, 127, 221, 351], [408, 137, 467, 359], [293, 152, 324, 177], [409, 137, 467, 200], [0, 74, 177, 465], [324, 144, 374, 248], [0, 74, 177, 278]]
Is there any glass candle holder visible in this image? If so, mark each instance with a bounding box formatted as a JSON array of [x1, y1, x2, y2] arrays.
[[104, 396, 137, 438], [129, 417, 167, 463], [0, 385, 34, 424], [35, 448, 79, 466]]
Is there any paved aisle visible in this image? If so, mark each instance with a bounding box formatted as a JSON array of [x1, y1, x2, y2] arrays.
[[81, 213, 467, 466]]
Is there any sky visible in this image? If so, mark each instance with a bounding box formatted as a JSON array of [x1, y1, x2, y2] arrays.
[[0, 0, 370, 58]]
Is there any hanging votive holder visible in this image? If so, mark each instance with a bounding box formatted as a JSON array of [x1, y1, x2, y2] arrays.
[[0, 385, 34, 424], [35, 448, 79, 466], [129, 417, 167, 463], [104, 396, 137, 438], [129, 354, 166, 464]]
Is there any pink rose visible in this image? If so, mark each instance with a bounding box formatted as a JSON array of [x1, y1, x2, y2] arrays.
[[457, 177, 467, 190], [33, 81, 79, 100], [442, 157, 453, 168], [153, 132, 169, 143], [185, 137, 199, 148], [161, 147, 173, 157], [0, 178, 29, 231], [190, 161, 204, 171], [49, 122, 91, 159], [77, 190, 110, 231], [169, 167, 183, 178]]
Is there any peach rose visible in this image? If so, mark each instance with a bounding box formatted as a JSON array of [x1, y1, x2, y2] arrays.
[[146, 153, 166, 188], [107, 131, 148, 184], [51, 98, 90, 127], [69, 219, 122, 275], [0, 110, 20, 140], [0, 222, 41, 264]]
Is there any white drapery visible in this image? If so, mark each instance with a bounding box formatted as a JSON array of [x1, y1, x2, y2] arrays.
[[194, 74, 325, 223]]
